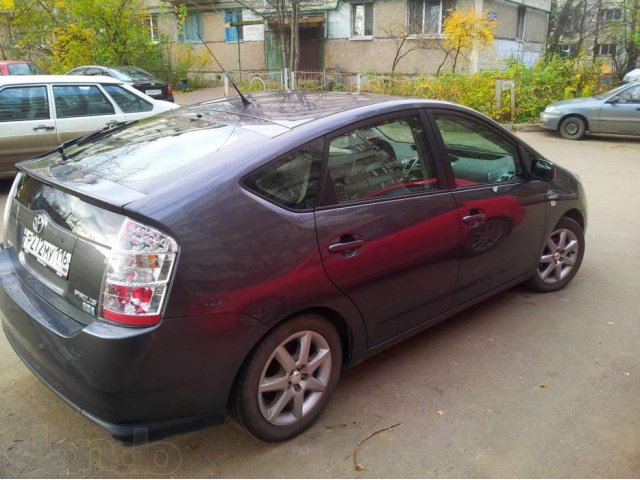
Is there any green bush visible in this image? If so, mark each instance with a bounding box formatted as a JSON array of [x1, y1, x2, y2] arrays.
[[362, 55, 604, 123]]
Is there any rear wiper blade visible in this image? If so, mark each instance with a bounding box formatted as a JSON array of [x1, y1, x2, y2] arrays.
[[60, 120, 138, 152]]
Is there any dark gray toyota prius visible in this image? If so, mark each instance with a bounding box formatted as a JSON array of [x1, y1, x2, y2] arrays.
[[0, 91, 587, 442]]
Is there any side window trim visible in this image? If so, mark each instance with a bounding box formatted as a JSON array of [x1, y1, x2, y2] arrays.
[[424, 108, 526, 190], [317, 110, 445, 209]]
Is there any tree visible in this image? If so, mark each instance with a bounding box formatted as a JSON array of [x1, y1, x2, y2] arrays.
[[381, 22, 428, 76], [2, 0, 162, 72], [436, 8, 495, 75]]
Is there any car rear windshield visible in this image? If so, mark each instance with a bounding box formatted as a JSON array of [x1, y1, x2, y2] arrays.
[[20, 109, 277, 193], [110, 67, 156, 82], [7, 63, 41, 75]]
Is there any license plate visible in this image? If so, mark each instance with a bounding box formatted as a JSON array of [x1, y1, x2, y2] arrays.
[[22, 228, 72, 278], [146, 89, 162, 96]]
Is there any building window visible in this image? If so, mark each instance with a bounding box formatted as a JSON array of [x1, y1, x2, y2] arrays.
[[407, 0, 456, 36], [148, 14, 159, 43], [595, 43, 617, 55], [599, 8, 622, 21], [516, 5, 526, 40], [351, 2, 373, 38], [224, 10, 243, 42], [177, 13, 203, 42]]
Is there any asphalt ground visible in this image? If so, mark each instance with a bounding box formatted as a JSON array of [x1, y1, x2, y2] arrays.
[[0, 131, 638, 478]]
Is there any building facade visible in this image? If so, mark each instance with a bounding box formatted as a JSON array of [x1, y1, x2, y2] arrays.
[[145, 0, 551, 76], [549, 0, 637, 77]]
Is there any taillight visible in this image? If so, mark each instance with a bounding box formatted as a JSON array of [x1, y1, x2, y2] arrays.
[[167, 84, 173, 96], [100, 218, 178, 326]]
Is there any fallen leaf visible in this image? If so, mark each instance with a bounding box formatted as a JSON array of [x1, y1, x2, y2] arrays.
[[624, 372, 631, 377], [436, 410, 445, 416], [355, 464, 365, 471], [539, 384, 547, 389], [607, 322, 616, 325]]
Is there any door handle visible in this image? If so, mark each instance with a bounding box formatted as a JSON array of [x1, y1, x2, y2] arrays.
[[33, 125, 54, 131], [462, 210, 486, 228], [328, 239, 364, 254]]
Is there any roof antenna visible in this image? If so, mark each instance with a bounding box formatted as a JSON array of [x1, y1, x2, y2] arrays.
[[196, 33, 251, 107]]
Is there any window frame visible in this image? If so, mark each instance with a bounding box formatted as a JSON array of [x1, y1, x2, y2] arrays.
[[350, 2, 374, 39], [102, 84, 153, 113], [177, 12, 204, 43], [317, 109, 448, 209], [423, 108, 528, 191], [149, 13, 160, 43], [52, 83, 118, 119], [224, 9, 244, 42], [241, 137, 326, 213], [0, 84, 51, 123], [406, 0, 456, 37]]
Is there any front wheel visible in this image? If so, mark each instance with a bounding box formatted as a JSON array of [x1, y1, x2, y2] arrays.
[[559, 116, 586, 140], [527, 217, 585, 292], [229, 314, 342, 442]]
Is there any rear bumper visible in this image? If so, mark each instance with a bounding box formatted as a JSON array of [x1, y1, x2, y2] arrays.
[[0, 248, 267, 440]]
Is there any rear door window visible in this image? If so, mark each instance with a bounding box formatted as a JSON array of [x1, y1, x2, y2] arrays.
[[0, 85, 50, 122], [103, 84, 153, 113], [325, 115, 438, 204], [53, 85, 115, 118]]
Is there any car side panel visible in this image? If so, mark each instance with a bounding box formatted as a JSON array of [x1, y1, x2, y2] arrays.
[[124, 180, 369, 365]]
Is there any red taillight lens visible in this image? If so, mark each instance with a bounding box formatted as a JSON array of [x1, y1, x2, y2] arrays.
[[167, 85, 173, 96], [100, 218, 178, 327]]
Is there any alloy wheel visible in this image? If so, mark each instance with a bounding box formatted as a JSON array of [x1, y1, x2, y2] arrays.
[[537, 228, 579, 284], [258, 330, 332, 427]]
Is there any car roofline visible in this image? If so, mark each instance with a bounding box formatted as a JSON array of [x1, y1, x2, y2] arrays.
[[0, 75, 124, 85]]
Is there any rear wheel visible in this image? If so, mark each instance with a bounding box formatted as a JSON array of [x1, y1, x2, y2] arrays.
[[527, 217, 584, 292], [559, 116, 586, 140], [229, 314, 342, 442]]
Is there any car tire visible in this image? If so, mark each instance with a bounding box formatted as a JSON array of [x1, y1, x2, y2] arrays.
[[527, 217, 585, 293], [229, 314, 342, 442], [559, 116, 586, 140]]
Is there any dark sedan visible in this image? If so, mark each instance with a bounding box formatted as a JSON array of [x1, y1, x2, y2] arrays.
[[0, 92, 587, 442], [65, 65, 174, 102]]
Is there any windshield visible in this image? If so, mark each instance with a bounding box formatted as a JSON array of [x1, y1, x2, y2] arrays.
[[110, 66, 156, 82], [595, 84, 629, 99], [7, 63, 41, 75]]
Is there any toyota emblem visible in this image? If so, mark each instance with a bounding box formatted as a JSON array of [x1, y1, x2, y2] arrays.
[[33, 214, 46, 234]]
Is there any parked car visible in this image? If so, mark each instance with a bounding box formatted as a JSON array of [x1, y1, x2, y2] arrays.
[[0, 92, 587, 442], [540, 82, 640, 139], [622, 68, 640, 83], [65, 65, 174, 102], [0, 75, 178, 178], [0, 60, 43, 76]]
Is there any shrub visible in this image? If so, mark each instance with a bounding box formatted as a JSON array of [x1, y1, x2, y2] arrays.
[[362, 55, 604, 123]]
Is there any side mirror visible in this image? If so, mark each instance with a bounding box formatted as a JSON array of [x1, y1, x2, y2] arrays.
[[530, 158, 556, 181]]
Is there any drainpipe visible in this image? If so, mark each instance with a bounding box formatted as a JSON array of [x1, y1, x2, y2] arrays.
[[470, 0, 484, 74]]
